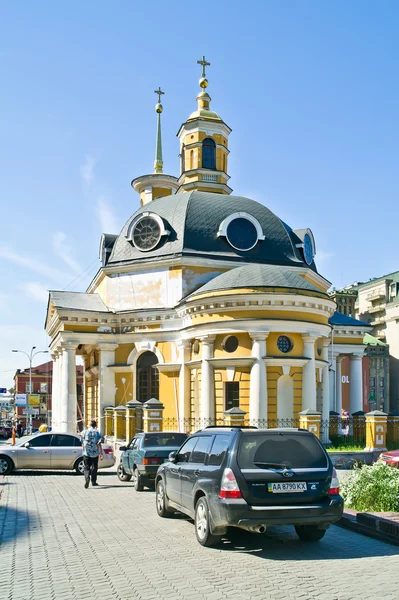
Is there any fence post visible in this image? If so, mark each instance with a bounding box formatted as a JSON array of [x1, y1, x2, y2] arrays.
[[223, 407, 246, 427], [104, 406, 114, 438], [143, 398, 164, 433], [387, 412, 399, 445], [125, 399, 141, 442], [298, 409, 321, 439], [365, 410, 388, 451], [352, 410, 366, 443], [113, 406, 126, 441], [329, 410, 339, 439]]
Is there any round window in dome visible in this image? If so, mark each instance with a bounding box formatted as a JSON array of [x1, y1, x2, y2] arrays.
[[277, 336, 293, 354], [303, 233, 314, 265], [222, 335, 239, 353], [226, 218, 258, 251], [132, 216, 162, 251]]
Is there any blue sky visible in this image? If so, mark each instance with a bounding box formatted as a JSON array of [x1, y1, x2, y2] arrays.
[[0, 1, 398, 386]]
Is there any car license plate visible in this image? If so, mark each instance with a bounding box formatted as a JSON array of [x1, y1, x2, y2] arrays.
[[268, 482, 307, 493]]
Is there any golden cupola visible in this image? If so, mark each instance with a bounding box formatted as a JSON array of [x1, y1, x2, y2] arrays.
[[131, 87, 179, 206], [177, 56, 232, 195]]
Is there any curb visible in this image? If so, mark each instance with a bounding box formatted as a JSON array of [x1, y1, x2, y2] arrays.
[[335, 509, 399, 546]]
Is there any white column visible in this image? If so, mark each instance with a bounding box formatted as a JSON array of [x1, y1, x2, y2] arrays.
[[200, 336, 215, 424], [350, 354, 363, 414], [51, 351, 59, 430], [249, 333, 268, 424], [336, 356, 343, 415], [177, 341, 191, 429], [321, 341, 330, 444], [98, 344, 118, 434], [302, 335, 317, 411], [60, 343, 77, 433]]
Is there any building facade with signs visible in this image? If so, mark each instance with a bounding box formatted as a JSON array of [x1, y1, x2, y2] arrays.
[[45, 60, 370, 441], [13, 361, 84, 430]]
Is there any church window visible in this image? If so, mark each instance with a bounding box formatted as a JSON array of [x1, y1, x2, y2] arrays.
[[225, 382, 239, 410], [222, 335, 239, 353], [190, 150, 194, 170], [180, 145, 186, 173], [132, 216, 162, 251], [226, 218, 258, 251], [136, 351, 159, 403], [303, 234, 314, 265], [202, 137, 216, 169], [277, 336, 293, 353], [218, 212, 265, 252]]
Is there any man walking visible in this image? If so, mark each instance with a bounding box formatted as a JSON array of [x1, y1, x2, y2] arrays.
[[81, 419, 103, 488]]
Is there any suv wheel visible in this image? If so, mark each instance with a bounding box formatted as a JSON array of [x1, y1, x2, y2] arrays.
[[195, 497, 222, 547], [117, 463, 132, 482], [133, 467, 144, 491], [0, 456, 14, 475], [156, 479, 174, 518], [295, 525, 326, 542]]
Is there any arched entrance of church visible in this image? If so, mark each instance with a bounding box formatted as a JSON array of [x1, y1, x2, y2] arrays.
[[136, 351, 159, 403], [277, 375, 294, 422]]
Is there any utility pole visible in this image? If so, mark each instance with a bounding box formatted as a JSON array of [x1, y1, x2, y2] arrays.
[[12, 347, 49, 434]]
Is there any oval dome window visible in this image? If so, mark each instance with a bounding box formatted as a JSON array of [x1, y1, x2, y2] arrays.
[[132, 216, 162, 251], [226, 218, 258, 251]]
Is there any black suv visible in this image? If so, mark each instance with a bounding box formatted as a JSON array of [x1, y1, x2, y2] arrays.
[[155, 427, 344, 547]]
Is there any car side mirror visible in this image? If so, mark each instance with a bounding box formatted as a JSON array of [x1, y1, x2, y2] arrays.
[[23, 442, 30, 448], [119, 446, 127, 452], [169, 451, 177, 463]]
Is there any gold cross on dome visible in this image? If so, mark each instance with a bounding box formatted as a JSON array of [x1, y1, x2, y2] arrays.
[[197, 55, 211, 78], [154, 87, 165, 103]]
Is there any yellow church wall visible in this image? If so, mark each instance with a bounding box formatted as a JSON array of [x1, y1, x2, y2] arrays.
[[115, 372, 133, 406], [290, 367, 303, 417], [267, 332, 304, 356], [213, 332, 252, 357], [152, 187, 172, 200], [190, 288, 327, 302], [115, 344, 135, 365], [182, 265, 227, 297], [333, 337, 364, 345], [190, 309, 328, 327]]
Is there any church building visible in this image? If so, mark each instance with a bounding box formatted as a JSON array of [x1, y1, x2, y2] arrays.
[[45, 58, 370, 442]]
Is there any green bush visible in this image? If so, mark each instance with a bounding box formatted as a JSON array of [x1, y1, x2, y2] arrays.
[[341, 462, 399, 512]]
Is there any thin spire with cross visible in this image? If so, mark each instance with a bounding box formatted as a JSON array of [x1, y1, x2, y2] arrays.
[[154, 86, 165, 104], [197, 55, 211, 79]]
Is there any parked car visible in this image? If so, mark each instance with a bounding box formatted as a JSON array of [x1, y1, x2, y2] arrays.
[[117, 431, 188, 490], [378, 450, 399, 467], [0, 432, 115, 475], [155, 426, 344, 547], [0, 426, 12, 440]]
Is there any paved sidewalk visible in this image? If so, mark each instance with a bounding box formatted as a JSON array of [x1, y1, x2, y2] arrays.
[[1, 470, 399, 600]]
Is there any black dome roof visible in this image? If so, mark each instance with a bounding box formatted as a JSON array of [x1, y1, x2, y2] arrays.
[[108, 191, 316, 271]]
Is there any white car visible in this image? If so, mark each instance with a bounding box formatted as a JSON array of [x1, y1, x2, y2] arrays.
[[0, 432, 115, 475]]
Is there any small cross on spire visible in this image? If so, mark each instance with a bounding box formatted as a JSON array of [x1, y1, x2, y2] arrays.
[[154, 87, 165, 103], [197, 55, 210, 78]]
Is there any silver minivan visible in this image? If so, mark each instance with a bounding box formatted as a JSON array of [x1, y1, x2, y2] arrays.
[[0, 432, 115, 474]]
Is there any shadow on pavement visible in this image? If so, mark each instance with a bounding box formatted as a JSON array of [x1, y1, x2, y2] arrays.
[[0, 505, 33, 548], [8, 470, 116, 477], [212, 526, 399, 560]]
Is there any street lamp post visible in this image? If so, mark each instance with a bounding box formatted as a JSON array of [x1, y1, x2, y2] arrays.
[[12, 347, 49, 435]]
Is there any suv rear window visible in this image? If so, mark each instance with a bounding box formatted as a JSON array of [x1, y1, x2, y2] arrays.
[[142, 433, 187, 447], [237, 432, 328, 469]]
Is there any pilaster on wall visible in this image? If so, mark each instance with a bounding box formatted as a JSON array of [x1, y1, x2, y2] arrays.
[[200, 335, 216, 422], [177, 340, 191, 424]]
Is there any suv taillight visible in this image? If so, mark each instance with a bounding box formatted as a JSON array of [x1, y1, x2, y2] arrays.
[[219, 468, 242, 499], [328, 468, 340, 495]]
